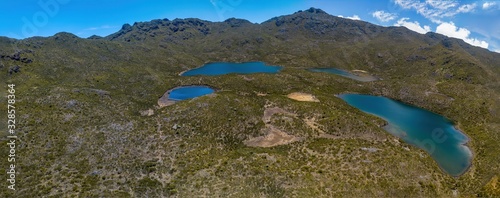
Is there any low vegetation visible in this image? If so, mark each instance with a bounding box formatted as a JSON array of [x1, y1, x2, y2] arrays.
[[0, 8, 499, 197]]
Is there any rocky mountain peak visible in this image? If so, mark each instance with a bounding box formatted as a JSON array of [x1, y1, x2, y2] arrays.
[[303, 7, 328, 14]]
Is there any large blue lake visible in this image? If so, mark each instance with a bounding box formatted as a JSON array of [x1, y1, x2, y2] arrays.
[[168, 86, 215, 101], [309, 68, 378, 82], [181, 62, 282, 76], [338, 94, 472, 176]]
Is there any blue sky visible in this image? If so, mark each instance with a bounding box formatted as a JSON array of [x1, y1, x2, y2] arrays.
[[0, 0, 499, 52]]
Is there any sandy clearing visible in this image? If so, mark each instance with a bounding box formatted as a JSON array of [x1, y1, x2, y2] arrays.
[[287, 92, 319, 102], [352, 69, 368, 73]]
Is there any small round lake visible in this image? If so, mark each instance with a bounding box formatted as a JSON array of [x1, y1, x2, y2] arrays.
[[168, 86, 215, 101], [309, 68, 378, 82], [181, 62, 282, 76], [338, 94, 472, 177]]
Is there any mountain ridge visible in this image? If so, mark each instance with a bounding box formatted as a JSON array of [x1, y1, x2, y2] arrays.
[[3, 7, 499, 55]]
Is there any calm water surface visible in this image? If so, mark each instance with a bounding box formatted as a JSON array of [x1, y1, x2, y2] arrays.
[[339, 94, 472, 176], [168, 86, 215, 101], [181, 62, 282, 76]]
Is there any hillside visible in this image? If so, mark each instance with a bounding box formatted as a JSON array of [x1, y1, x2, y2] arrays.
[[1, 8, 499, 197]]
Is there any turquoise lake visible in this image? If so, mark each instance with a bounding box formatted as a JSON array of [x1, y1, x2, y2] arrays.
[[168, 86, 215, 101], [338, 94, 472, 176], [309, 68, 378, 82], [181, 62, 282, 76]]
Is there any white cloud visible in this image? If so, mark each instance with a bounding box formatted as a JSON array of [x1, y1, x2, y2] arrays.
[[339, 15, 361, 20], [494, 49, 500, 53], [436, 22, 489, 48], [457, 4, 476, 13], [394, 0, 421, 9], [426, 0, 458, 10], [394, 18, 431, 34], [394, 0, 477, 23], [372, 10, 397, 22], [483, 2, 497, 9]]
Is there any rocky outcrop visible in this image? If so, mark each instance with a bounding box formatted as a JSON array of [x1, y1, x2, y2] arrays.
[[8, 65, 20, 75]]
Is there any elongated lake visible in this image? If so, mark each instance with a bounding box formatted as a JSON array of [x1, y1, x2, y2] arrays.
[[168, 86, 215, 101], [309, 68, 378, 82], [338, 94, 472, 176], [181, 62, 282, 76]]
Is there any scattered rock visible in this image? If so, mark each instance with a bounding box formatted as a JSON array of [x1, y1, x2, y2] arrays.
[[65, 100, 78, 108], [90, 170, 102, 176], [108, 122, 134, 132], [89, 89, 110, 96], [21, 57, 32, 63], [361, 147, 381, 152], [255, 92, 268, 96], [140, 109, 154, 116], [172, 124, 180, 130], [63, 113, 74, 122], [406, 54, 427, 62], [8, 52, 21, 61], [8, 65, 20, 75]]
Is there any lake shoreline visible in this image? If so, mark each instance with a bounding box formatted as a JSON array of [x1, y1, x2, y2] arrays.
[[451, 123, 474, 178], [337, 93, 474, 177]]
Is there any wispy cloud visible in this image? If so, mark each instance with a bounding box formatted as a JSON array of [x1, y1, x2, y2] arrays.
[[457, 4, 476, 13], [84, 25, 116, 31], [372, 10, 397, 22], [436, 22, 489, 48], [394, 0, 476, 23], [482, 2, 497, 9], [339, 15, 361, 20], [426, 0, 458, 10], [394, 18, 430, 34]]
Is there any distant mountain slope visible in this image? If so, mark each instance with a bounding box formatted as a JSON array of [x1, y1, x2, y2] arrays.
[[99, 8, 499, 83]]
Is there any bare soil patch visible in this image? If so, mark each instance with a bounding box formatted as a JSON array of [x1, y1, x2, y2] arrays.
[[244, 126, 303, 147], [287, 92, 319, 102]]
